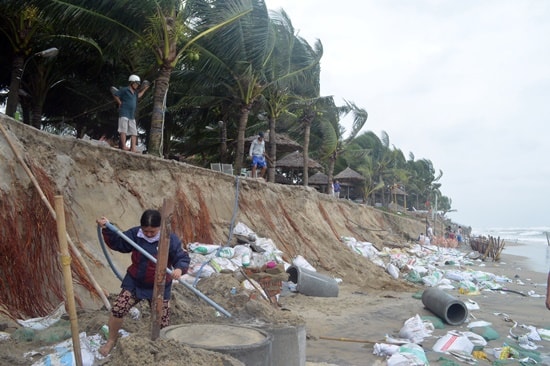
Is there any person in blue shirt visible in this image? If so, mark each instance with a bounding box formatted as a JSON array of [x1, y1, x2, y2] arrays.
[[333, 180, 341, 198], [112, 75, 150, 152], [96, 209, 189, 356]]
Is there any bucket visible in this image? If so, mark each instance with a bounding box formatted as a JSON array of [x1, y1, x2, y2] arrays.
[[160, 323, 272, 366], [286, 265, 339, 297], [421, 288, 468, 325], [255, 323, 306, 366]]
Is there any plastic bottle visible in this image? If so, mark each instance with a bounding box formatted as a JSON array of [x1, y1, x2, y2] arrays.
[[242, 253, 250, 267]]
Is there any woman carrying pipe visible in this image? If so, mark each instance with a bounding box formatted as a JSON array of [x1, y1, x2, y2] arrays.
[[96, 209, 190, 356]]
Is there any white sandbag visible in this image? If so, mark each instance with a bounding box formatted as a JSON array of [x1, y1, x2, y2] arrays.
[[372, 343, 399, 356], [187, 262, 216, 278], [188, 243, 220, 254], [232, 222, 255, 236], [432, 330, 474, 354], [386, 263, 399, 279], [216, 246, 235, 258], [386, 343, 428, 366], [17, 302, 66, 330], [293, 255, 316, 272]]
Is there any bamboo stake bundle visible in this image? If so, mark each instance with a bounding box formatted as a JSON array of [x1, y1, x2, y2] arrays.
[[0, 121, 111, 310]]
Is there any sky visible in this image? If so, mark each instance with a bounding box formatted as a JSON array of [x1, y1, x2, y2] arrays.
[[266, 0, 550, 229]]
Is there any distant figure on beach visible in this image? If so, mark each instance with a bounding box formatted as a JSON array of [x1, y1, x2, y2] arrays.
[[249, 131, 267, 178], [333, 180, 341, 198], [427, 224, 434, 239], [96, 209, 190, 356], [457, 226, 463, 243]]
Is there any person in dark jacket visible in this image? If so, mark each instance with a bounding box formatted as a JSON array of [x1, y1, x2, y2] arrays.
[[96, 209, 190, 356]]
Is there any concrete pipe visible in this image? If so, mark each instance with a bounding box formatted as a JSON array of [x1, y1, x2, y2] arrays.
[[421, 288, 468, 325], [286, 265, 339, 297]]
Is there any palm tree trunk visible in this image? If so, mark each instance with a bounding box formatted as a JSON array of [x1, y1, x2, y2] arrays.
[[31, 102, 43, 129], [6, 56, 25, 117], [148, 66, 172, 157], [235, 104, 252, 173], [303, 120, 311, 186], [268, 116, 277, 182]]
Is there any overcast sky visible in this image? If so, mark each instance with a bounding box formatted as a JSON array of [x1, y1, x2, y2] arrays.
[[267, 0, 550, 229]]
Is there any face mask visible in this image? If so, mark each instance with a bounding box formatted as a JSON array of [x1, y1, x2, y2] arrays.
[[137, 228, 160, 243]]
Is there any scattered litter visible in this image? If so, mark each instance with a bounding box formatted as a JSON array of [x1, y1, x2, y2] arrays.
[[386, 343, 428, 366], [465, 299, 480, 311], [17, 303, 66, 331], [397, 314, 434, 344], [432, 331, 475, 354]]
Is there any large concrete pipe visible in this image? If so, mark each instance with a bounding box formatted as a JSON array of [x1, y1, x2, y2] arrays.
[[421, 288, 468, 325], [286, 265, 339, 297]]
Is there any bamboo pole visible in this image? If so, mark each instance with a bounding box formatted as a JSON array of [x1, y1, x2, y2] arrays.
[[0, 121, 111, 309], [319, 336, 379, 344], [54, 196, 83, 366], [151, 199, 173, 340]]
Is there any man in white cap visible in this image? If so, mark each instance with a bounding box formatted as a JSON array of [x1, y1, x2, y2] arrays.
[[249, 131, 268, 178], [112, 74, 150, 152]]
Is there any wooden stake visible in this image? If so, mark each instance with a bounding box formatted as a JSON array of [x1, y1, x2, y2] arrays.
[[54, 196, 83, 366], [151, 199, 174, 340], [319, 336, 379, 344], [0, 121, 111, 310], [239, 268, 270, 303]]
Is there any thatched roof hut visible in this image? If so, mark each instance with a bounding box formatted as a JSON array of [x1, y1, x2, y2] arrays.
[[334, 167, 365, 181], [334, 167, 365, 200], [309, 172, 328, 185], [276, 151, 323, 169]]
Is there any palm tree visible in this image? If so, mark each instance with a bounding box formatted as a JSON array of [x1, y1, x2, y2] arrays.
[[44, 0, 252, 156], [180, 2, 322, 172], [1, 2, 49, 118], [262, 10, 322, 182]]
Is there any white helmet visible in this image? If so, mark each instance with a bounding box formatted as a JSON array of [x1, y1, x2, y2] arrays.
[[128, 74, 141, 83]]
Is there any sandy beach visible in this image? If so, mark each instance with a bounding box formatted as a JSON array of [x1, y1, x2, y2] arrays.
[[297, 247, 550, 365], [0, 243, 548, 366]]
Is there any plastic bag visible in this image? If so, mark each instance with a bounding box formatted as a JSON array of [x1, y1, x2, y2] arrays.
[[17, 302, 66, 330], [386, 263, 399, 279], [398, 314, 434, 344], [386, 343, 428, 366], [432, 331, 474, 354], [293, 255, 316, 271]]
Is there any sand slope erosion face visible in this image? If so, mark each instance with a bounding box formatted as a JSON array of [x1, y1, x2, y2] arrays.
[[0, 115, 427, 313]]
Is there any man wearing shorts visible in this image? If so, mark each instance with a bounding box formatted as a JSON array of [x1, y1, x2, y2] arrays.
[[112, 74, 150, 152], [249, 131, 268, 178]]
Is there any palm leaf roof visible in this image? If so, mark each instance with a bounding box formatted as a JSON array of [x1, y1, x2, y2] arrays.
[[275, 151, 323, 169], [334, 167, 365, 181]]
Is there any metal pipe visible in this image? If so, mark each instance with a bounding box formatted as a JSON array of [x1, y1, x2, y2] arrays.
[[421, 287, 468, 325], [105, 222, 232, 317]]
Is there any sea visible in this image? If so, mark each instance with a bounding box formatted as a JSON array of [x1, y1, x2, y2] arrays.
[[472, 226, 550, 274]]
